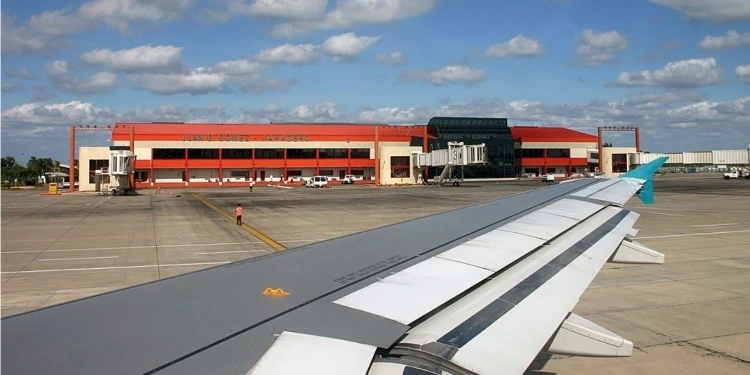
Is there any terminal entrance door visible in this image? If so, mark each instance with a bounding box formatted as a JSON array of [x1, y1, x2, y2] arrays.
[[260, 170, 266, 181], [339, 170, 345, 179]]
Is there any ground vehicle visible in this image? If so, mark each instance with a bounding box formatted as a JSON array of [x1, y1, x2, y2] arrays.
[[305, 176, 328, 188], [341, 175, 356, 184], [723, 169, 750, 179], [541, 174, 555, 183]]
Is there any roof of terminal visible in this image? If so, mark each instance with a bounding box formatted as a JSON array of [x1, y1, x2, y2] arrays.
[[109, 122, 597, 143], [510, 126, 597, 143], [110, 122, 430, 142]]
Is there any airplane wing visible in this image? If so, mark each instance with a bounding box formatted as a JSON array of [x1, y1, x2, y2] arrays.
[[1, 157, 668, 375]]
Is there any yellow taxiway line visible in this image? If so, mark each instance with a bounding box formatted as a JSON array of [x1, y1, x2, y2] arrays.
[[190, 193, 287, 251]]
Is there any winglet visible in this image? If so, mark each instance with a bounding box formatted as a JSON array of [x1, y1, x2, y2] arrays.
[[622, 156, 669, 204]]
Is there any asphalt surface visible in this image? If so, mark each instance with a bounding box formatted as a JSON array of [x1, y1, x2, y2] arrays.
[[1, 174, 749, 374]]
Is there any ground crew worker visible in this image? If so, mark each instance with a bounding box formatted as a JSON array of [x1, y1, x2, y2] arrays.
[[235, 203, 243, 225]]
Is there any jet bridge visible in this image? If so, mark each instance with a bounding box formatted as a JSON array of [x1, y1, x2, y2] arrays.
[[412, 142, 487, 186], [106, 150, 136, 195]]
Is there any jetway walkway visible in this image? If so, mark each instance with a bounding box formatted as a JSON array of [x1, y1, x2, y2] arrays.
[[412, 142, 487, 186]]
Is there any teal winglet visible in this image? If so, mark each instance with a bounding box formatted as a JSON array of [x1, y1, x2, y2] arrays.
[[623, 156, 669, 204]]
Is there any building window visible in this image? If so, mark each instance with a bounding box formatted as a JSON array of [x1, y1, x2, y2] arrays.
[[188, 149, 219, 159], [88, 159, 109, 170], [153, 148, 185, 159], [287, 170, 302, 177], [546, 168, 556, 174], [319, 148, 348, 159], [521, 149, 544, 158], [391, 156, 410, 178], [350, 148, 370, 158], [222, 149, 251, 159], [546, 149, 570, 158], [319, 169, 334, 176], [287, 149, 316, 159], [255, 149, 284, 159], [613, 153, 628, 173], [351, 169, 365, 176]]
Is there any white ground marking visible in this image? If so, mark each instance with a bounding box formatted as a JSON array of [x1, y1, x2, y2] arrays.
[[39, 256, 119, 262], [634, 229, 750, 239], [2, 239, 328, 254], [0, 262, 230, 274], [690, 223, 739, 228], [648, 211, 686, 217], [195, 250, 265, 255], [2, 242, 264, 254]]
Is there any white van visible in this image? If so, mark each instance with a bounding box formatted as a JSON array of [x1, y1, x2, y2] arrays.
[[305, 176, 328, 188]]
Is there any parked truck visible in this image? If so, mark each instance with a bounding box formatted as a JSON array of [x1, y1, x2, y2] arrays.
[[723, 169, 750, 179]]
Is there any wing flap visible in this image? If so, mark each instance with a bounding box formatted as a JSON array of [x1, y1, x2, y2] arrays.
[[247, 331, 376, 375]]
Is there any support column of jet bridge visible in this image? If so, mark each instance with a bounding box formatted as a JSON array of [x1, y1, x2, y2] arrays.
[[412, 142, 487, 187]]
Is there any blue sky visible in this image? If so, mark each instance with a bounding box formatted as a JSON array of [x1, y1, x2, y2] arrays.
[[2, 0, 749, 163]]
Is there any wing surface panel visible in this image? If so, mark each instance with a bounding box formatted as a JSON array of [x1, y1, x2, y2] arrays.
[[333, 257, 493, 325], [333, 198, 605, 325], [392, 208, 637, 374]]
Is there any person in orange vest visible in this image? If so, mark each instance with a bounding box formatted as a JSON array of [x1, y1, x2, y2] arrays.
[[235, 203, 243, 225]]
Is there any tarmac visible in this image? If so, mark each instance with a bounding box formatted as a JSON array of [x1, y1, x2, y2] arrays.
[[1, 174, 749, 374]]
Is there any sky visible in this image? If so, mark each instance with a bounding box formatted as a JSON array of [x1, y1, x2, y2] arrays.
[[1, 0, 749, 164]]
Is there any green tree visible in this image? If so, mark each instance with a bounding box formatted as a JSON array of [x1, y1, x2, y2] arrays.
[[1, 156, 18, 169], [26, 157, 59, 180]]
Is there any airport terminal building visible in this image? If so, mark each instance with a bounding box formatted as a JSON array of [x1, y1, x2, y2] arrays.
[[78, 117, 615, 191]]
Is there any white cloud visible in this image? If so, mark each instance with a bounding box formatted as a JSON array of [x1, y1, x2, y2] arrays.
[[28, 9, 88, 36], [1, 13, 58, 55], [376, 51, 405, 65], [737, 65, 750, 83], [214, 59, 265, 76], [576, 29, 628, 66], [45, 60, 70, 76], [485, 35, 544, 58], [129, 67, 226, 95], [2, 0, 195, 57], [651, 0, 750, 23], [401, 65, 486, 86], [56, 72, 118, 94], [1, 101, 116, 126], [263, 103, 281, 113], [609, 58, 724, 88], [290, 102, 340, 120], [77, 0, 195, 33], [2, 83, 23, 92], [253, 43, 321, 64], [625, 90, 706, 105], [5, 68, 36, 80], [43, 60, 118, 94], [358, 106, 419, 123], [322, 32, 381, 61], [228, 0, 327, 20], [81, 45, 184, 72], [272, 0, 436, 37], [698, 30, 750, 50]]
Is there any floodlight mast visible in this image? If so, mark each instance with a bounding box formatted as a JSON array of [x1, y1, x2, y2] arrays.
[[69, 124, 135, 193], [597, 126, 640, 173]]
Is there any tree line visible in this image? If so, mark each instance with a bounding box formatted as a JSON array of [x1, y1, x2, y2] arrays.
[[1, 156, 67, 187]]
